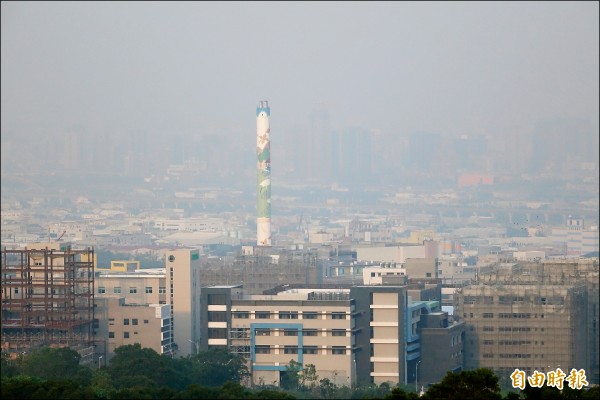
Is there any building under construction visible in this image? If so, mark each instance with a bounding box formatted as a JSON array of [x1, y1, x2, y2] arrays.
[[455, 258, 599, 385], [199, 246, 322, 295], [1, 245, 95, 359]]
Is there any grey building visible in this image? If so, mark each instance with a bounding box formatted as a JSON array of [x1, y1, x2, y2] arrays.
[[419, 312, 465, 387]]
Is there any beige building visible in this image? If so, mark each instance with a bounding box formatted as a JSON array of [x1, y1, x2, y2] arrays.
[[95, 269, 167, 305], [94, 269, 169, 360], [405, 258, 438, 279], [94, 248, 202, 358], [199, 284, 457, 388], [202, 286, 355, 387], [95, 298, 171, 362], [166, 248, 201, 357], [355, 244, 427, 264], [472, 259, 599, 384], [456, 281, 589, 384]]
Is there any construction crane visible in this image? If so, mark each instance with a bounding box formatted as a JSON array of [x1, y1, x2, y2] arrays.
[[57, 230, 67, 241]]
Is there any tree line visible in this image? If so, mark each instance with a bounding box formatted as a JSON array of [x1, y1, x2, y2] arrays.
[[2, 345, 598, 399]]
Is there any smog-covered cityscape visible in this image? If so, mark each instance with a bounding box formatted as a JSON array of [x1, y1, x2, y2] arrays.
[[1, 2, 598, 399]]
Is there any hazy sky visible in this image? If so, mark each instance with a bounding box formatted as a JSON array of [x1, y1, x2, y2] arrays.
[[1, 1, 599, 142]]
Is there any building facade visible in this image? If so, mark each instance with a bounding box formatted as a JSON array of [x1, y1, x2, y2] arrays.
[[1, 245, 94, 362], [199, 283, 460, 388], [165, 248, 201, 357], [456, 283, 588, 385]]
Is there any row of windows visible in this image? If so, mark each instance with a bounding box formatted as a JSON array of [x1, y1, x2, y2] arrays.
[[255, 346, 347, 355], [483, 340, 532, 346], [480, 326, 544, 333], [109, 318, 150, 325], [465, 313, 541, 319], [498, 327, 531, 332], [463, 296, 495, 305], [254, 329, 348, 336], [98, 286, 167, 294], [499, 354, 532, 359], [462, 295, 564, 305], [499, 340, 532, 346], [499, 313, 532, 319], [109, 331, 139, 339], [233, 311, 347, 320]]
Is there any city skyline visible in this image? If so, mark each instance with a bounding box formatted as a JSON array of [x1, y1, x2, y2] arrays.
[[1, 2, 598, 189]]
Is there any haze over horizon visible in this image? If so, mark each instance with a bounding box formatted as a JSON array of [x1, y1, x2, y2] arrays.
[[1, 2, 599, 185]]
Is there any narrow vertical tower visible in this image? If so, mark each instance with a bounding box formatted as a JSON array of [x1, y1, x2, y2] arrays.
[[256, 100, 271, 246]]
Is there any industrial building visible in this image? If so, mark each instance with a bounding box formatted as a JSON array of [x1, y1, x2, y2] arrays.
[[455, 259, 598, 385], [1, 245, 95, 362], [199, 283, 463, 388]]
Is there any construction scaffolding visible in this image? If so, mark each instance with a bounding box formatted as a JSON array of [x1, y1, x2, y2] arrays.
[[455, 259, 597, 384], [1, 246, 95, 355]]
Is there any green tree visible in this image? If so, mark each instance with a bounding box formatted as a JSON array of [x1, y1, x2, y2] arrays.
[[20, 347, 91, 385], [422, 368, 502, 400], [280, 360, 302, 391], [384, 386, 421, 399], [299, 363, 318, 390], [0, 351, 22, 378], [90, 368, 115, 399], [318, 377, 337, 399], [107, 344, 185, 390], [183, 347, 249, 387]]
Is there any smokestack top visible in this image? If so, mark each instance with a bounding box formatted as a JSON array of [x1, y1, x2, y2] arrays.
[[256, 100, 270, 116]]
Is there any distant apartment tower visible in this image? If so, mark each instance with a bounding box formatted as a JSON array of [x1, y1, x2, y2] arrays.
[[1, 245, 95, 360], [256, 100, 272, 246]]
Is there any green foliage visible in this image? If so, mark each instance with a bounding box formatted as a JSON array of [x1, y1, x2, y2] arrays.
[[0, 351, 23, 378], [183, 347, 249, 387], [299, 363, 319, 390], [384, 386, 421, 399], [19, 347, 92, 386], [421, 368, 502, 400], [0, 376, 95, 400], [107, 343, 186, 390], [18, 348, 600, 400], [250, 388, 297, 399], [281, 360, 303, 390], [317, 378, 337, 399]]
